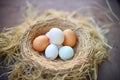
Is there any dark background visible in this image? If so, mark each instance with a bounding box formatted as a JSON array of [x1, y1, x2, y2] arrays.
[[0, 0, 120, 80]]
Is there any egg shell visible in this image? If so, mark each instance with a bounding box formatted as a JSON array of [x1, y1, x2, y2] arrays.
[[45, 32, 50, 37], [45, 32, 52, 43], [47, 28, 64, 45], [45, 44, 58, 60], [63, 29, 77, 47], [32, 35, 49, 52], [59, 46, 74, 60]]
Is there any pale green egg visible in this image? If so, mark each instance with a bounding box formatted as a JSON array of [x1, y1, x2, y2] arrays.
[[59, 46, 74, 60]]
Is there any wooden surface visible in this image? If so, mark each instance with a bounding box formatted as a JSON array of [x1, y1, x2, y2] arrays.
[[0, 0, 120, 80]]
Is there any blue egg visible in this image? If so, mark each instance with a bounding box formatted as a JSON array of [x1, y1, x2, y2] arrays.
[[59, 46, 74, 60]]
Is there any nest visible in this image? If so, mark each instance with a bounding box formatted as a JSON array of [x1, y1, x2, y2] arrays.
[[0, 8, 110, 80], [9, 15, 108, 80]]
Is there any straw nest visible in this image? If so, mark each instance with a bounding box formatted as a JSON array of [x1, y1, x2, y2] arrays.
[[0, 9, 110, 80], [9, 17, 108, 80]]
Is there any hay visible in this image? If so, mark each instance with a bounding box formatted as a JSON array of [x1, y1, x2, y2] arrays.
[[0, 3, 111, 80], [0, 23, 29, 65]]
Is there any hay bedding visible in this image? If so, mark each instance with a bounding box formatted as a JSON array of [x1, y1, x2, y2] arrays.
[[0, 4, 111, 80]]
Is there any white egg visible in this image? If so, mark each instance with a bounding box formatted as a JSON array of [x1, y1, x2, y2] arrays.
[[45, 32, 52, 43], [46, 28, 64, 45], [45, 44, 58, 60], [45, 32, 50, 37], [59, 46, 74, 60]]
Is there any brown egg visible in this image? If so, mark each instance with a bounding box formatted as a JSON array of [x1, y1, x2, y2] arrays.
[[32, 35, 49, 51], [63, 29, 77, 47]]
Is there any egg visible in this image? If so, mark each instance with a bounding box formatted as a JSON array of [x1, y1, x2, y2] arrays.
[[45, 44, 58, 60], [59, 46, 74, 60], [32, 35, 49, 51], [45, 32, 50, 38], [46, 28, 64, 45], [63, 29, 77, 47]]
